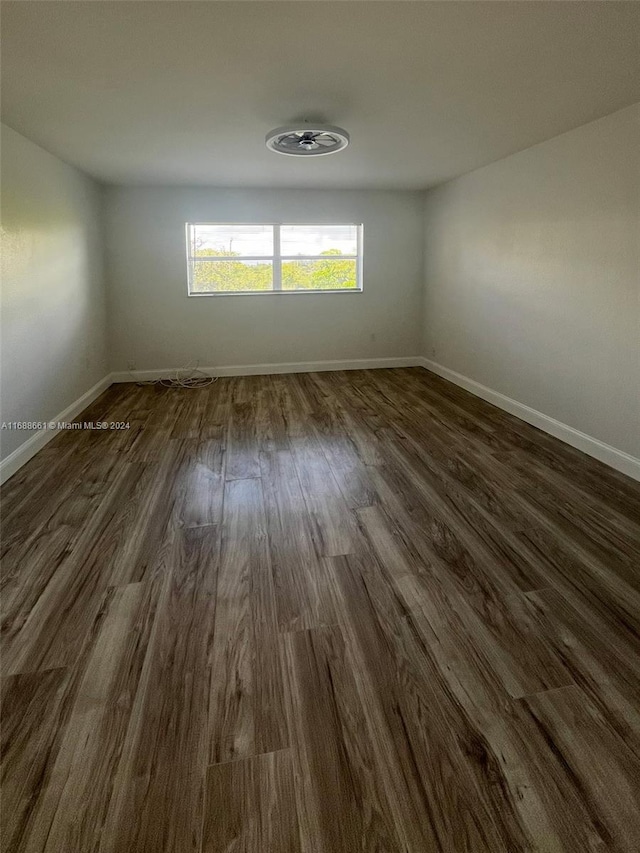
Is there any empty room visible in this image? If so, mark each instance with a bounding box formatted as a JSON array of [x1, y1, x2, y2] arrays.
[[1, 1, 639, 851]]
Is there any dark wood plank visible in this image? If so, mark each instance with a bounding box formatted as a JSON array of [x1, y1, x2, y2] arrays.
[[174, 436, 225, 529], [355, 503, 421, 578], [324, 552, 525, 852], [516, 521, 640, 645], [1, 449, 122, 624], [226, 393, 261, 481], [269, 372, 314, 438], [21, 582, 154, 852], [100, 525, 219, 853], [365, 462, 572, 698], [255, 375, 290, 451], [506, 447, 640, 562], [296, 373, 379, 509], [203, 750, 301, 853], [289, 435, 358, 558], [201, 377, 233, 437], [282, 625, 407, 852], [1, 668, 71, 852], [525, 587, 640, 757], [131, 385, 188, 461], [169, 387, 208, 440], [260, 450, 334, 632], [209, 478, 287, 764], [2, 460, 146, 674], [521, 685, 640, 851], [397, 569, 640, 852]]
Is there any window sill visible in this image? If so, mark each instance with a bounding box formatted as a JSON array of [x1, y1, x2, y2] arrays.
[[187, 288, 364, 298]]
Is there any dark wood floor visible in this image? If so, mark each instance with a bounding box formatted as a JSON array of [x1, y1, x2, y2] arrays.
[[2, 367, 640, 852]]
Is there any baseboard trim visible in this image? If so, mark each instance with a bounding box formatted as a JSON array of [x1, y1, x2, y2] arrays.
[[0, 374, 114, 485], [419, 358, 640, 482], [111, 356, 423, 383]]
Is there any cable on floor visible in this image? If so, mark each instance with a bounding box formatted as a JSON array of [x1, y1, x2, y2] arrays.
[[129, 360, 218, 388]]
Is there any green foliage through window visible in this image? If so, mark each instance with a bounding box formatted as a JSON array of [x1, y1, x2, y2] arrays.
[[187, 224, 361, 294], [191, 251, 272, 292]]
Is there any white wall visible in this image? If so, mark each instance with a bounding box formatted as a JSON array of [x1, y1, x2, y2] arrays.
[[1, 124, 108, 462], [423, 104, 640, 461], [104, 187, 424, 371]]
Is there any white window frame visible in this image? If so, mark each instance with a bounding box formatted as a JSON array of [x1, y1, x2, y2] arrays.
[[186, 222, 363, 296]]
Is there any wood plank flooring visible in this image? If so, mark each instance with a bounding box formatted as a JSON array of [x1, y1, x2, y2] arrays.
[[2, 367, 640, 852]]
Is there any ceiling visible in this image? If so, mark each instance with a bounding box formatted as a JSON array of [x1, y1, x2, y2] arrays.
[[2, 1, 639, 189]]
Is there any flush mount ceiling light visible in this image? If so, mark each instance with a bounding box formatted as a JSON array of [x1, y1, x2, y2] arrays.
[[265, 124, 350, 157]]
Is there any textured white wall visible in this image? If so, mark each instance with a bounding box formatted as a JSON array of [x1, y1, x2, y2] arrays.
[[423, 104, 640, 458], [0, 124, 108, 461], [104, 187, 424, 371]]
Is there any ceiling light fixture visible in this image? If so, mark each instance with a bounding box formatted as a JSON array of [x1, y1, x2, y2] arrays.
[[265, 124, 350, 157]]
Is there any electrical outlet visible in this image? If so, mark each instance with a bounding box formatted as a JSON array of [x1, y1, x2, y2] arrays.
[[431, 347, 436, 357], [127, 361, 136, 371]]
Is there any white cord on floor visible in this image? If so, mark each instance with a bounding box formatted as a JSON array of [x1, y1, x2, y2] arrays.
[[129, 360, 218, 388]]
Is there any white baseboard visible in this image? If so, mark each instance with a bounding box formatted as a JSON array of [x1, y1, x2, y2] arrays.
[[419, 358, 640, 482], [0, 374, 114, 485], [111, 356, 423, 383]]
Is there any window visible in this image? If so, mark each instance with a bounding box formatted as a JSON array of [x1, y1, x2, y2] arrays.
[[186, 223, 363, 295]]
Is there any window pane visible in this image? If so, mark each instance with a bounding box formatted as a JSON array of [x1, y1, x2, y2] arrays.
[[191, 259, 273, 293], [281, 258, 358, 291], [191, 224, 273, 257], [280, 225, 358, 257]]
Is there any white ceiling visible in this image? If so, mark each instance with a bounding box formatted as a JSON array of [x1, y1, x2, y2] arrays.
[[2, 1, 639, 189]]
